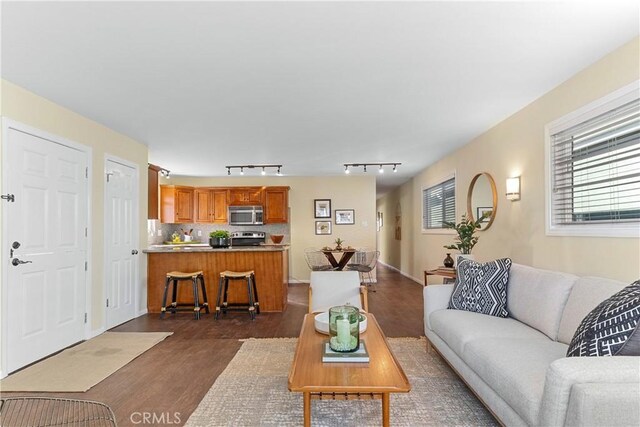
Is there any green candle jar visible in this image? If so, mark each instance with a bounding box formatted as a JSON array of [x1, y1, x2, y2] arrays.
[[328, 305, 360, 352]]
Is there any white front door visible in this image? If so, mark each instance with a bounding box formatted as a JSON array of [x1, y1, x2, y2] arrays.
[[3, 123, 88, 374], [105, 158, 138, 328]]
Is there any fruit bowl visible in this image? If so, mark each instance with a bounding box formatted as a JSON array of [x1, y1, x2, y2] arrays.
[[270, 234, 284, 244], [314, 311, 367, 335]]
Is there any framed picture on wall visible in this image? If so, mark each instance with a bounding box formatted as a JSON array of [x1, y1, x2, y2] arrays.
[[314, 199, 331, 218], [315, 220, 332, 235], [335, 209, 355, 225]]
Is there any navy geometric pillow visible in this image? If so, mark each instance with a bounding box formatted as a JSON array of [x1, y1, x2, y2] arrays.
[[448, 258, 512, 318], [567, 280, 640, 357]]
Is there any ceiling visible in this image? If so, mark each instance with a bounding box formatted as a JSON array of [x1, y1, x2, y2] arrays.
[[2, 1, 638, 195]]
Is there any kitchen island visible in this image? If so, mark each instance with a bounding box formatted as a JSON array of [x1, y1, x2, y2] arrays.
[[144, 246, 289, 313]]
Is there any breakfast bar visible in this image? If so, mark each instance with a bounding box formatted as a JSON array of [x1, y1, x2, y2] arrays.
[[144, 246, 289, 313]]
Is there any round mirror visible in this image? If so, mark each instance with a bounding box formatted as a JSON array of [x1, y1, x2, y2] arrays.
[[467, 172, 497, 231]]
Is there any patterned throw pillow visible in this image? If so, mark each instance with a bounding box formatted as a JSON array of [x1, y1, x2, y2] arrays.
[[567, 280, 640, 357], [448, 258, 512, 318]]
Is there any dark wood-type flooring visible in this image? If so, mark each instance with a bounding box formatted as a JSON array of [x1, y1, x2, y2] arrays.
[[2, 264, 425, 426]]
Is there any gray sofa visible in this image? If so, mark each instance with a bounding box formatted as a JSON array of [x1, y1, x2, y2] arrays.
[[423, 263, 640, 426]]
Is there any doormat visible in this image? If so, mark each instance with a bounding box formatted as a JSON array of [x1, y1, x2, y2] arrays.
[[0, 332, 172, 392]]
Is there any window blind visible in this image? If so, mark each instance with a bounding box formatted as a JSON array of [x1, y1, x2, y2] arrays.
[[423, 177, 455, 229], [550, 98, 640, 225]]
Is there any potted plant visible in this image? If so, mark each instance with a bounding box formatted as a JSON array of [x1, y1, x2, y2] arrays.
[[209, 230, 231, 248], [334, 238, 344, 251], [443, 212, 490, 261]]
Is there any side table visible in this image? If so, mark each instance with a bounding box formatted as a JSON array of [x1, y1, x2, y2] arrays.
[[424, 269, 456, 286]]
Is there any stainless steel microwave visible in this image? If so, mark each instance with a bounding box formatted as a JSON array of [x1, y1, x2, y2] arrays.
[[228, 205, 264, 225]]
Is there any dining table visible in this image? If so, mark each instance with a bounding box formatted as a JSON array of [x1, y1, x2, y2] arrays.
[[321, 249, 356, 270]]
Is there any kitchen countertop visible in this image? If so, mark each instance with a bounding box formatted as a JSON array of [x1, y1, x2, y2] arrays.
[[143, 244, 288, 253]]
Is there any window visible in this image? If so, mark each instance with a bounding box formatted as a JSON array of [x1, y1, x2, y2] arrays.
[[547, 82, 640, 237], [423, 177, 455, 230]]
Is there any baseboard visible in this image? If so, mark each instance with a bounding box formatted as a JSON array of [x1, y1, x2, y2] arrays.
[[288, 279, 309, 284], [88, 327, 106, 339], [378, 261, 422, 285]]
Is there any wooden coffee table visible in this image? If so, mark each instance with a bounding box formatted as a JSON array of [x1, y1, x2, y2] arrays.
[[288, 313, 410, 427]]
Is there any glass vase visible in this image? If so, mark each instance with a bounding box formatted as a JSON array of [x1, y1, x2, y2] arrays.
[[328, 305, 359, 352]]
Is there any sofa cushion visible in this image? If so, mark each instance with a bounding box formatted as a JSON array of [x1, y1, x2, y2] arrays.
[[463, 338, 568, 426], [557, 276, 627, 345], [507, 263, 578, 340], [448, 258, 512, 317], [430, 309, 550, 358], [567, 280, 640, 357]]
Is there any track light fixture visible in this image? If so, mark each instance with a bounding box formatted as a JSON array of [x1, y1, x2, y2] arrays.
[[343, 163, 401, 175], [226, 164, 284, 176]]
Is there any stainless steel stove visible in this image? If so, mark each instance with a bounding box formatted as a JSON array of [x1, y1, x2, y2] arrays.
[[230, 231, 266, 246]]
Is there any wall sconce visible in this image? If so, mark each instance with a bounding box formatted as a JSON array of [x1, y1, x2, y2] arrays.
[[343, 163, 401, 174], [506, 176, 521, 201], [226, 164, 283, 176]]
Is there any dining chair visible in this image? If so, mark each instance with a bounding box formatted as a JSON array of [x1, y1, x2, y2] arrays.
[[308, 271, 368, 313], [303, 248, 334, 271], [347, 250, 380, 291]]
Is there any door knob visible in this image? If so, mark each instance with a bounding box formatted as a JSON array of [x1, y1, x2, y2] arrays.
[[12, 258, 32, 266], [131, 250, 139, 255]]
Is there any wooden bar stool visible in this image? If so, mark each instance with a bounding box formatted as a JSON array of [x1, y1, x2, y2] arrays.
[[161, 271, 209, 320], [215, 270, 260, 320]]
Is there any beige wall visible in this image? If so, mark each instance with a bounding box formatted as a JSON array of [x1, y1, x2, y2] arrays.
[[163, 175, 377, 281], [378, 37, 640, 283], [0, 80, 150, 333]]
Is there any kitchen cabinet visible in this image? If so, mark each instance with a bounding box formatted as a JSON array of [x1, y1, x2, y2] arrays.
[[160, 185, 194, 223], [229, 187, 263, 205], [264, 186, 289, 223], [148, 164, 162, 220], [194, 188, 229, 223]]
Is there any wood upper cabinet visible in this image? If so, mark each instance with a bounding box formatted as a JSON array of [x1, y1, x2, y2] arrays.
[[161, 185, 287, 224], [228, 187, 263, 205], [148, 164, 161, 220], [194, 188, 229, 223], [264, 186, 289, 223], [160, 185, 194, 223]]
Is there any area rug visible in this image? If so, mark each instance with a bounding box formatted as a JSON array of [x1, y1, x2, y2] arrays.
[[185, 337, 497, 426], [0, 332, 173, 392]]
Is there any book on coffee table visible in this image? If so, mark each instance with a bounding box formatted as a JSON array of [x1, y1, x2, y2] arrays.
[[322, 341, 369, 363]]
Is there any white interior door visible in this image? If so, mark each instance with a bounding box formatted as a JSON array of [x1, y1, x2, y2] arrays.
[[3, 124, 88, 374], [105, 158, 138, 328]]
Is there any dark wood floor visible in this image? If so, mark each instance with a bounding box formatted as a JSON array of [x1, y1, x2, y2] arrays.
[[2, 264, 424, 426]]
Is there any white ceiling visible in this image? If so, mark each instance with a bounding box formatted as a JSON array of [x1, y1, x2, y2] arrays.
[[2, 1, 638, 194]]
